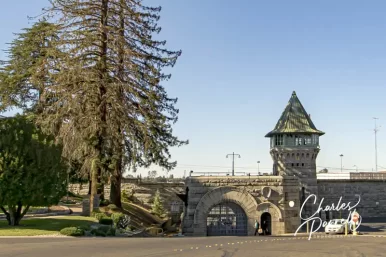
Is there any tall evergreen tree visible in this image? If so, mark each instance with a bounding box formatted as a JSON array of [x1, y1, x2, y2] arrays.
[[0, 20, 91, 187], [0, 20, 61, 114], [40, 0, 187, 211]]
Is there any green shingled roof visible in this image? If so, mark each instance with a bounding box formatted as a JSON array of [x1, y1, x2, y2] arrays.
[[265, 91, 324, 137]]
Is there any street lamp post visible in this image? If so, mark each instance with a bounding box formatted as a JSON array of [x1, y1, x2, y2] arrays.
[[353, 165, 358, 172], [257, 161, 260, 174], [226, 152, 241, 176], [340, 154, 344, 172]]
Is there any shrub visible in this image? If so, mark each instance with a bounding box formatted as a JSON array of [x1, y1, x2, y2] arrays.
[[107, 227, 116, 236], [98, 225, 111, 233], [151, 189, 165, 217], [111, 212, 125, 225], [99, 218, 114, 226], [94, 213, 108, 221], [60, 227, 85, 237], [107, 204, 119, 212], [91, 228, 106, 237], [121, 190, 129, 202]]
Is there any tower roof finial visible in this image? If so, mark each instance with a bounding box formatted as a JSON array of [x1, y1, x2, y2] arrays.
[[292, 91, 296, 96]]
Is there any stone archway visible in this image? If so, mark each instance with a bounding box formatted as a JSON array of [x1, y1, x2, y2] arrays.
[[256, 202, 283, 235], [193, 187, 259, 236], [260, 212, 272, 235]]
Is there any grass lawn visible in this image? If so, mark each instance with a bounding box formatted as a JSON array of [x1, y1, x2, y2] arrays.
[[0, 216, 98, 236]]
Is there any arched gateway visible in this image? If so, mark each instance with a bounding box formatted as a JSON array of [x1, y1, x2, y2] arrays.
[[193, 187, 259, 236], [206, 202, 248, 236], [181, 176, 297, 236]]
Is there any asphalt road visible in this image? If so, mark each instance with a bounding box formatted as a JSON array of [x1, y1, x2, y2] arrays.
[[1, 235, 386, 257]]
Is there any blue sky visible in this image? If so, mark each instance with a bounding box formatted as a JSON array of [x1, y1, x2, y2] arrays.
[[1, 0, 386, 177]]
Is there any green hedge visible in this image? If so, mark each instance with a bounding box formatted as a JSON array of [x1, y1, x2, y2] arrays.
[[99, 218, 114, 226], [90, 226, 116, 237], [59, 227, 85, 237]]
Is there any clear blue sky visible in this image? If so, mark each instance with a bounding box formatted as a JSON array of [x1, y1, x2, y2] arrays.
[[1, 0, 386, 177]]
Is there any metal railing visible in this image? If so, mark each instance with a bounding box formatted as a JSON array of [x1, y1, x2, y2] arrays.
[[317, 172, 386, 180], [190, 171, 268, 177]]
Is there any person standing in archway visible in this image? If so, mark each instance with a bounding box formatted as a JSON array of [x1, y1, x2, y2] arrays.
[[254, 219, 260, 236], [261, 220, 267, 235]]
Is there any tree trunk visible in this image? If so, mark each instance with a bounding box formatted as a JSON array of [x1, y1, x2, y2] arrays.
[[88, 177, 92, 195], [1, 203, 30, 226], [110, 159, 122, 208], [89, 160, 99, 215], [108, 0, 125, 210]]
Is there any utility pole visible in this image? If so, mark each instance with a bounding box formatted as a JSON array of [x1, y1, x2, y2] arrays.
[[340, 154, 344, 172], [373, 117, 380, 172], [226, 152, 241, 176]]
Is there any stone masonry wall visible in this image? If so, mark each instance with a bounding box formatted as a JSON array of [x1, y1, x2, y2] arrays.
[[317, 180, 386, 219], [183, 176, 301, 236]]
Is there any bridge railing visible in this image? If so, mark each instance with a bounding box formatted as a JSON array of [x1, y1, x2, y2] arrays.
[[189, 172, 268, 177]]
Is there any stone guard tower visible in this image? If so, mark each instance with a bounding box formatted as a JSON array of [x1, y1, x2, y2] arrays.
[[265, 91, 324, 221]]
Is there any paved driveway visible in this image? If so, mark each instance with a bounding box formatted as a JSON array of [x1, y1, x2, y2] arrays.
[[1, 235, 385, 257]]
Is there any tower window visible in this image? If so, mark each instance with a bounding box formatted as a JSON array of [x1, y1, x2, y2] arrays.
[[304, 136, 311, 145], [275, 135, 284, 146], [295, 136, 303, 146], [302, 163, 304, 166], [291, 163, 294, 166], [312, 135, 319, 145], [296, 163, 299, 166]]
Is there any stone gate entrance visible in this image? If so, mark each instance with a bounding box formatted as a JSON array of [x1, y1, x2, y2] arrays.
[[206, 202, 248, 236], [180, 176, 301, 236]]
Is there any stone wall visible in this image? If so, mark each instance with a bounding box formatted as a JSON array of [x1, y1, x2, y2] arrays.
[[69, 180, 185, 217], [317, 179, 386, 219], [270, 146, 320, 218], [182, 175, 301, 236]]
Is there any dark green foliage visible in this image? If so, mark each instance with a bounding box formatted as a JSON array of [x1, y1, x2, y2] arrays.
[[99, 218, 113, 226], [90, 228, 106, 237], [107, 227, 116, 236], [111, 212, 130, 229], [90, 225, 115, 237], [99, 199, 111, 207], [0, 115, 67, 225], [111, 212, 124, 225], [92, 212, 108, 222], [59, 227, 85, 237]]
